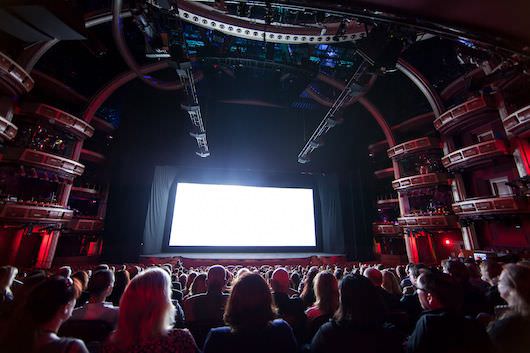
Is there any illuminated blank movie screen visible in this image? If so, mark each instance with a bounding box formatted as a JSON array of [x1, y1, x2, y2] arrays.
[[169, 183, 316, 247]]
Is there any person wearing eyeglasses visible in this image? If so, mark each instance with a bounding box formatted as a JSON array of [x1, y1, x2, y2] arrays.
[[0, 276, 88, 353], [406, 271, 494, 353]]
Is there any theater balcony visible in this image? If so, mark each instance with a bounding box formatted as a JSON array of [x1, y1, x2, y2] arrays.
[[19, 103, 94, 140], [70, 186, 100, 199], [374, 167, 394, 179], [0, 200, 73, 224], [79, 149, 106, 164], [0, 51, 34, 95], [434, 95, 497, 135], [392, 173, 450, 191], [0, 116, 17, 141], [377, 198, 399, 208], [68, 216, 104, 232], [398, 214, 459, 229], [452, 195, 530, 218], [503, 105, 530, 138], [373, 222, 401, 235], [387, 137, 441, 160], [441, 140, 509, 171], [2, 148, 85, 178]]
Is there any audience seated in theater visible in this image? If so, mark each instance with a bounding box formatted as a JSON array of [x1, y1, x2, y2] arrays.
[[443, 260, 489, 317], [102, 268, 198, 353], [0, 266, 18, 320], [270, 268, 307, 344], [300, 266, 319, 308], [0, 276, 89, 353], [400, 264, 426, 326], [310, 274, 404, 353], [71, 269, 119, 327], [396, 265, 408, 285], [72, 271, 90, 308], [184, 272, 198, 297], [184, 273, 207, 300], [487, 263, 530, 353], [382, 269, 403, 297], [183, 265, 229, 324], [400, 264, 414, 288], [108, 270, 130, 307], [305, 271, 339, 338], [58, 266, 73, 279], [406, 271, 494, 353], [364, 267, 401, 311], [465, 261, 490, 294], [202, 272, 297, 353], [290, 272, 301, 295], [480, 260, 507, 312]]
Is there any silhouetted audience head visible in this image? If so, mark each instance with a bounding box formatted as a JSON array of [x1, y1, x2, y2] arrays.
[[409, 263, 427, 286], [498, 263, 530, 316], [313, 271, 339, 316], [416, 271, 462, 311], [224, 273, 275, 331], [190, 273, 207, 296], [335, 274, 385, 326], [271, 268, 290, 293], [72, 271, 89, 292], [396, 265, 407, 281], [382, 269, 402, 296], [207, 265, 227, 292], [480, 260, 503, 286], [87, 270, 115, 300], [0, 276, 80, 353], [112, 268, 175, 348], [443, 259, 470, 284], [363, 267, 383, 287], [301, 266, 319, 306]]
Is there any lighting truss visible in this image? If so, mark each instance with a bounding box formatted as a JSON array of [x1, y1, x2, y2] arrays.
[[177, 61, 210, 157], [297, 50, 372, 163]]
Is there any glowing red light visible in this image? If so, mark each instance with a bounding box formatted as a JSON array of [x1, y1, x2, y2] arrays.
[[443, 238, 452, 246]]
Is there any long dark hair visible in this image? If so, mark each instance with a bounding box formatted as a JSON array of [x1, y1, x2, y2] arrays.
[[224, 273, 275, 331], [335, 274, 385, 327], [300, 267, 319, 307], [0, 276, 78, 353]]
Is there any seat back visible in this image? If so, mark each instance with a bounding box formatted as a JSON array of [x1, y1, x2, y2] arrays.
[[59, 319, 113, 344]]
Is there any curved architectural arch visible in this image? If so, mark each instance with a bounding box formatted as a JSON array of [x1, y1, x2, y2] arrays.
[[17, 39, 60, 73], [396, 59, 445, 117], [83, 62, 203, 122]]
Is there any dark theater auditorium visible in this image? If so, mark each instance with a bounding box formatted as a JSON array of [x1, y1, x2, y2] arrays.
[[0, 0, 529, 352]]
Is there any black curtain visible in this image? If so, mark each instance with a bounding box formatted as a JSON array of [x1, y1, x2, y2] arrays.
[[317, 174, 345, 254]]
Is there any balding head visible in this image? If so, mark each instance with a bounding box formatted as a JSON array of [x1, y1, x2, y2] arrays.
[[207, 265, 226, 292], [363, 268, 383, 287], [271, 268, 290, 293]]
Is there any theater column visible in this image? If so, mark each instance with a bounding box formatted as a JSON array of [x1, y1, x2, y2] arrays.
[[35, 230, 60, 269]]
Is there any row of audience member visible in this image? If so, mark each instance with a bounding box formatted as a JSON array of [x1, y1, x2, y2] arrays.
[[0, 258, 529, 353]]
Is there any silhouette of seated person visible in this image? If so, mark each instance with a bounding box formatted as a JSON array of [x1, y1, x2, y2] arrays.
[[271, 268, 307, 344], [70, 269, 119, 327]]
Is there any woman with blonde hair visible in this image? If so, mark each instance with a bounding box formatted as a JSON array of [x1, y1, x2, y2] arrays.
[[381, 270, 402, 296], [305, 271, 339, 338], [488, 263, 530, 353], [103, 268, 197, 353]]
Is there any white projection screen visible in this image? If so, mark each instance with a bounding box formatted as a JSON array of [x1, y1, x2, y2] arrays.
[[168, 183, 316, 247]]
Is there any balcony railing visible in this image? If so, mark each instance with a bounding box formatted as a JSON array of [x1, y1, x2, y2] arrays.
[[374, 167, 394, 179], [441, 140, 509, 171], [398, 215, 458, 229], [452, 195, 530, 217], [434, 95, 497, 134], [387, 137, 440, 160], [392, 173, 450, 191], [373, 222, 401, 235], [0, 201, 73, 224], [2, 148, 85, 178], [80, 149, 106, 163], [503, 105, 530, 138], [68, 217, 104, 232], [71, 186, 100, 199], [20, 103, 94, 140], [0, 116, 17, 141], [0, 51, 34, 95]]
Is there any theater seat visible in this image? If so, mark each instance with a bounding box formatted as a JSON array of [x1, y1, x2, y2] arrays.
[[186, 321, 225, 348], [59, 320, 113, 353]]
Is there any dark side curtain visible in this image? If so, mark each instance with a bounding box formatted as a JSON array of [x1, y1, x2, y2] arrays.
[[142, 166, 178, 254], [317, 174, 345, 254]]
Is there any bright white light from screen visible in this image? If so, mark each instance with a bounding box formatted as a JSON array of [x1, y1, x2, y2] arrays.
[[169, 183, 316, 247]]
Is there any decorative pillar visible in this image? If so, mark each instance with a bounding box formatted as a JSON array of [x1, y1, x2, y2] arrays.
[[7, 228, 25, 265], [35, 230, 60, 269]]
